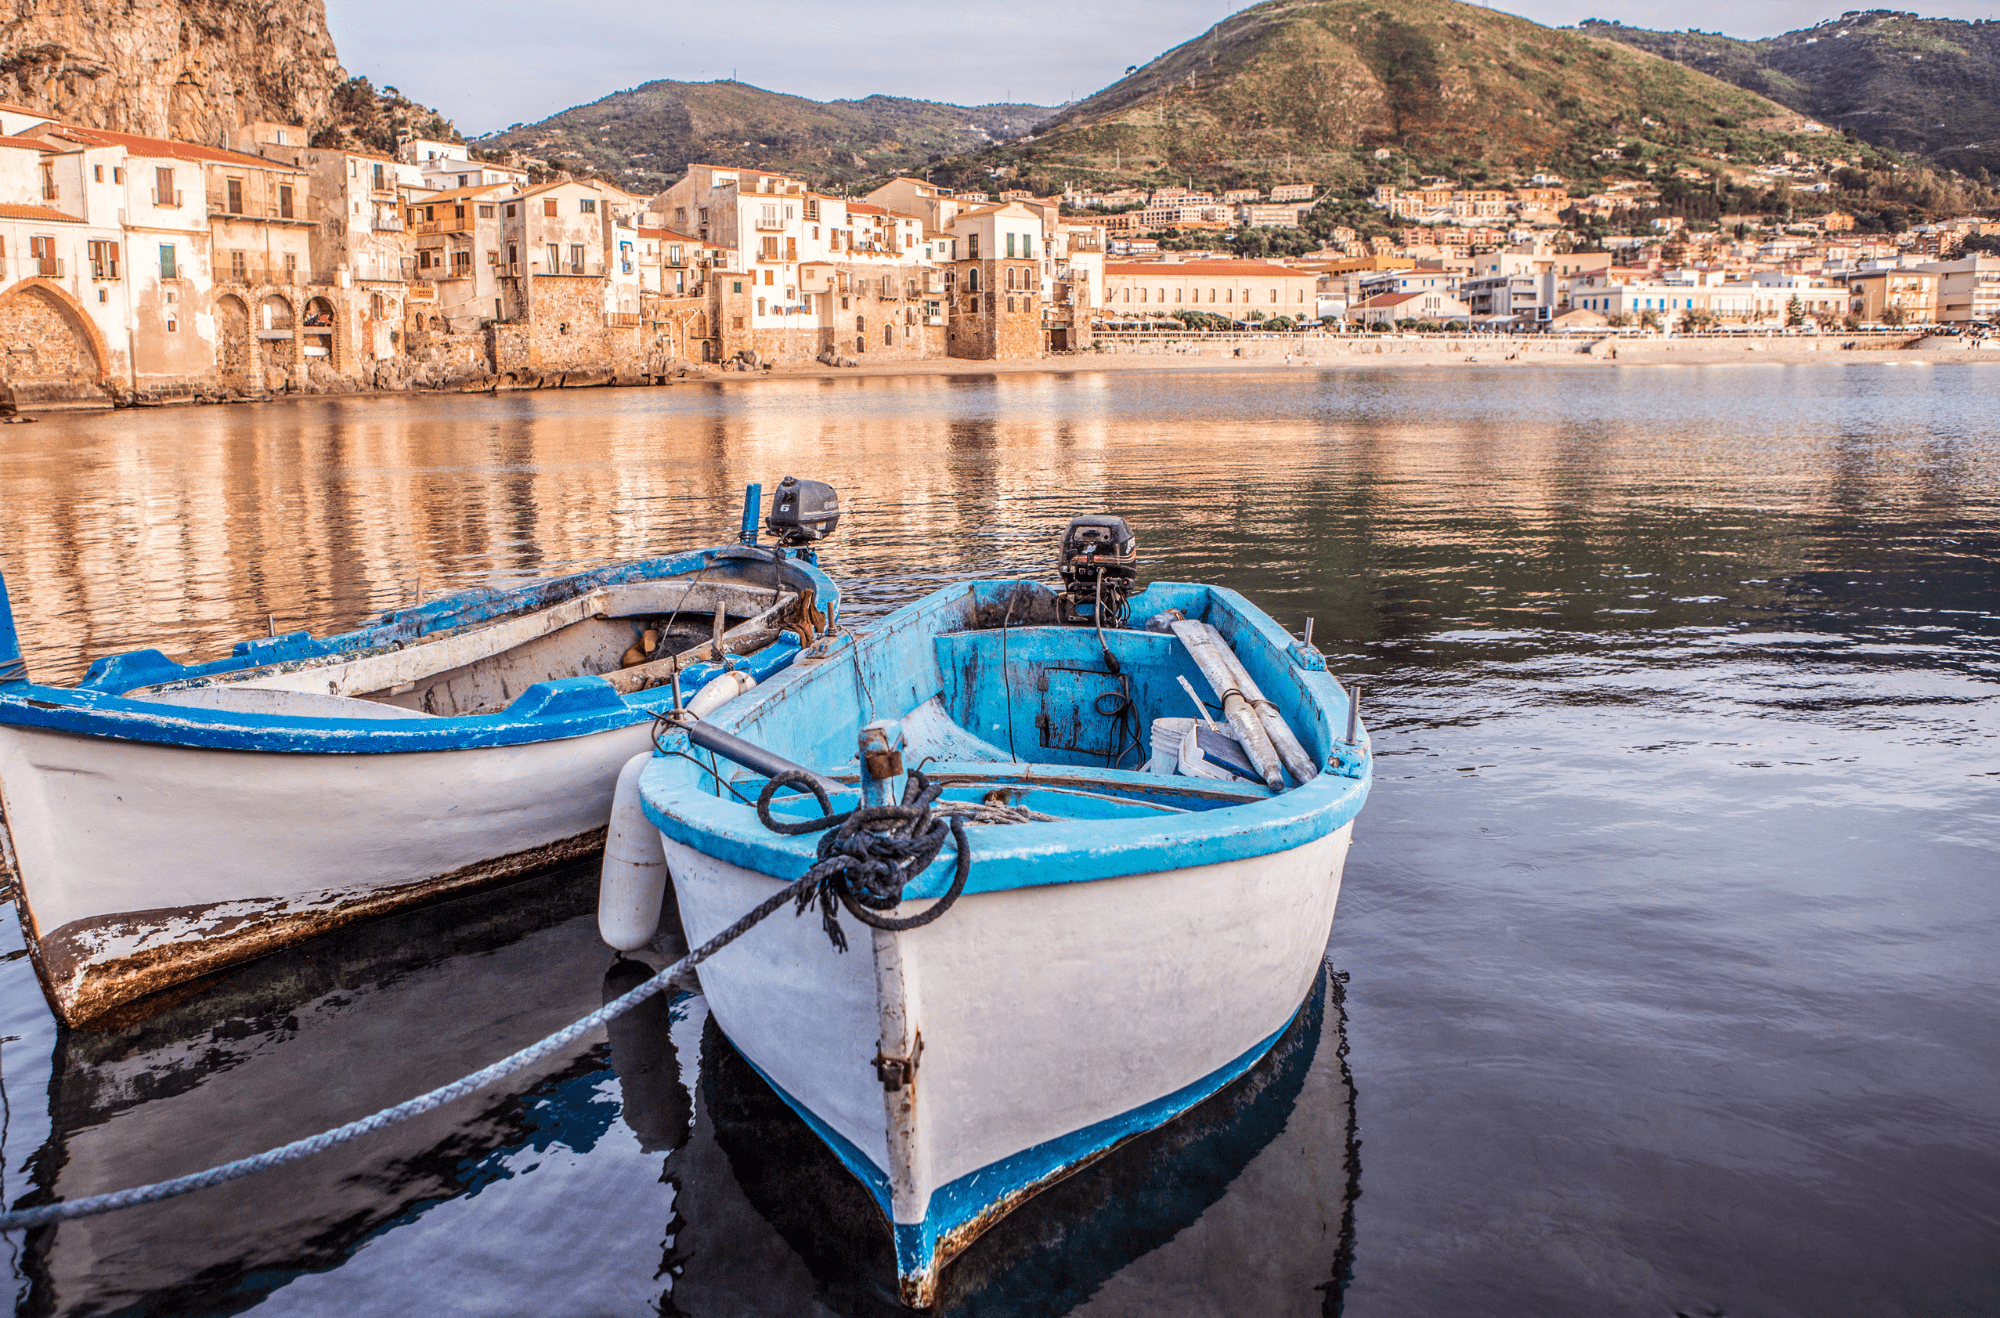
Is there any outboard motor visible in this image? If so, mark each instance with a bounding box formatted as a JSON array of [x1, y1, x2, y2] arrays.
[[765, 476, 841, 549], [1057, 514, 1138, 627]]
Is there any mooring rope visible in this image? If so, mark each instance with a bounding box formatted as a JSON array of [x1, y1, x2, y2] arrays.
[[756, 767, 971, 954], [0, 858, 870, 1232]]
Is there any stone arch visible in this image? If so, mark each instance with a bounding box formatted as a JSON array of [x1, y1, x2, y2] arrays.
[[215, 293, 253, 391], [258, 293, 297, 388], [301, 295, 337, 373], [0, 279, 109, 391]]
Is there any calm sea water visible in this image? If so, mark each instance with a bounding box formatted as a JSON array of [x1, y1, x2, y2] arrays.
[[1, 364, 1995, 1316]]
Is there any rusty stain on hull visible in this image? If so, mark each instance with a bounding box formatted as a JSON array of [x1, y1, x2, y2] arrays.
[[22, 827, 607, 1030]]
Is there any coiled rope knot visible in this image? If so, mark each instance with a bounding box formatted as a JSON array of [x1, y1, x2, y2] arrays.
[[756, 767, 970, 953]]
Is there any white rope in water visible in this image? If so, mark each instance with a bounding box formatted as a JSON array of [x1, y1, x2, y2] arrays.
[[0, 875, 813, 1232]]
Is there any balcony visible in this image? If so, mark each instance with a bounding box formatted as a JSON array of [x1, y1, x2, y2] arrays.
[[753, 216, 787, 231], [152, 189, 184, 208], [35, 258, 63, 278], [41, 183, 58, 201], [606, 311, 641, 327], [374, 213, 406, 232], [409, 280, 437, 300], [90, 260, 120, 280], [220, 264, 302, 286]]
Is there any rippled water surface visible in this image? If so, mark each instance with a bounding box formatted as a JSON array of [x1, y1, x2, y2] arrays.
[[1, 364, 1996, 1316]]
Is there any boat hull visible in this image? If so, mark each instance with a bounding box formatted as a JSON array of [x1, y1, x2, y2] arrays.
[[0, 718, 654, 1027], [663, 820, 1351, 1306]]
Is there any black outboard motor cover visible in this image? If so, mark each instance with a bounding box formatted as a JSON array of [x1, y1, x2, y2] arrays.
[[1058, 515, 1138, 589], [766, 476, 840, 545]]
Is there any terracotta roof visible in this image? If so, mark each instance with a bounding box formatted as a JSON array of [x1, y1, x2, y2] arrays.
[[42, 123, 297, 170], [844, 201, 889, 216], [640, 226, 712, 245], [0, 202, 82, 223], [0, 135, 56, 153], [1359, 291, 1428, 307], [1104, 260, 1311, 278]]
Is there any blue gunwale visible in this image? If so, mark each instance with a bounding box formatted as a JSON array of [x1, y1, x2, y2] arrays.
[[640, 578, 1370, 895], [0, 547, 839, 755]]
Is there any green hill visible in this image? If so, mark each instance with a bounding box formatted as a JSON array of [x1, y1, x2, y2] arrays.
[[1580, 12, 2000, 178], [478, 81, 1051, 193], [999, 0, 1836, 192]]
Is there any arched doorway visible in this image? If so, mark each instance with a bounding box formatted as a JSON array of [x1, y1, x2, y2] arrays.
[[259, 294, 296, 386], [215, 294, 252, 391], [301, 295, 335, 371], [0, 282, 106, 401]]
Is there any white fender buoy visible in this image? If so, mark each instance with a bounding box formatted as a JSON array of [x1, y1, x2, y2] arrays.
[[599, 753, 670, 951], [685, 668, 756, 718]]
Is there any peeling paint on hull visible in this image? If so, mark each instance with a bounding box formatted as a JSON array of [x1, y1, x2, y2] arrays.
[[32, 827, 604, 1030], [0, 716, 658, 1028]]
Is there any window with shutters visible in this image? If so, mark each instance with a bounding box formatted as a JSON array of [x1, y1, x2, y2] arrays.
[[226, 178, 244, 213], [230, 250, 246, 280], [543, 198, 558, 217], [569, 244, 584, 272], [159, 243, 177, 278], [279, 184, 294, 219], [29, 235, 56, 277], [88, 240, 119, 279], [478, 204, 495, 218], [155, 167, 175, 206], [546, 243, 560, 270], [579, 198, 597, 213]]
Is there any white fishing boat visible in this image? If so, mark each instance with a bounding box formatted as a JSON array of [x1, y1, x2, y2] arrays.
[[609, 516, 1370, 1305], [0, 480, 842, 1028]]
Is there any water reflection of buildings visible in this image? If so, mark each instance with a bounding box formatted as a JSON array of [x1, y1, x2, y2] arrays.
[[9, 367, 1955, 685]]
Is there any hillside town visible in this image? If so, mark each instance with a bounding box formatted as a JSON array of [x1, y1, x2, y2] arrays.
[[1, 97, 1995, 407]]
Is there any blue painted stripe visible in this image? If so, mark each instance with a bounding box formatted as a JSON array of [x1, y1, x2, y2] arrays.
[[0, 551, 837, 754], [732, 998, 1303, 1288]]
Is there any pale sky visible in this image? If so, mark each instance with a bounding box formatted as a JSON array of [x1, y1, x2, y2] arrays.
[[325, 0, 2000, 137]]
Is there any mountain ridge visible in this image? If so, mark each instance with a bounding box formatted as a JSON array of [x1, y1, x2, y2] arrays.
[[1580, 11, 2000, 177], [974, 0, 1835, 194], [478, 80, 1052, 193]]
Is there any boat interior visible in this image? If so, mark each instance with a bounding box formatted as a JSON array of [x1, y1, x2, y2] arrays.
[[695, 581, 1336, 825], [128, 570, 825, 721]]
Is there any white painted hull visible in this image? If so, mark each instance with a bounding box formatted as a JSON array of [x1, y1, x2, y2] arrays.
[[0, 719, 654, 1025], [663, 820, 1352, 1306]]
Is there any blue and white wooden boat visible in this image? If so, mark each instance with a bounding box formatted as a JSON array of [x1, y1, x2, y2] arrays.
[[0, 484, 840, 1028], [625, 556, 1369, 1306]]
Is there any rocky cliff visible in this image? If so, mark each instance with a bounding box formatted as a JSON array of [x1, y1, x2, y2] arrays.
[[0, 0, 347, 145]]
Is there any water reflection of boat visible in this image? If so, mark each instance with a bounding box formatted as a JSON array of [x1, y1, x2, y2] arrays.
[[9, 865, 630, 1317], [642, 964, 1360, 1317], [0, 481, 840, 1028]]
